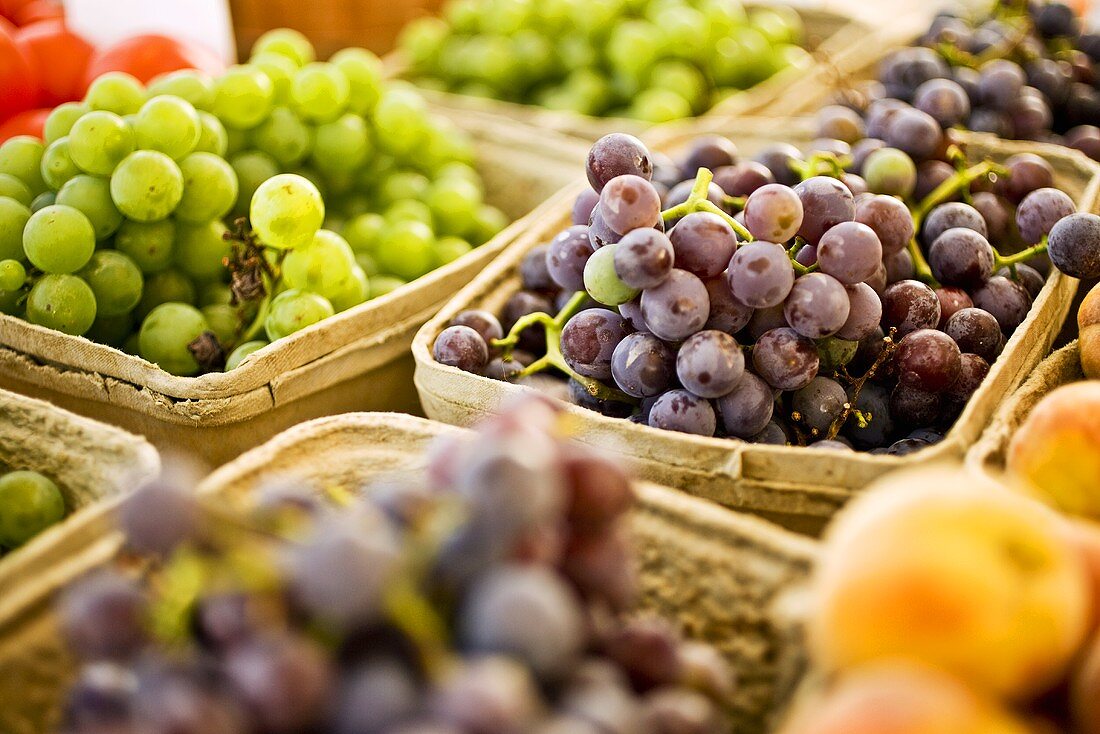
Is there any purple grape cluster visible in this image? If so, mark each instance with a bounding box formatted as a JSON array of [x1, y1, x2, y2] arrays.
[[830, 1, 1100, 161], [434, 131, 1100, 455], [57, 398, 733, 734]]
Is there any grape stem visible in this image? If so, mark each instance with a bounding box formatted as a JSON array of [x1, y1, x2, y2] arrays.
[[912, 159, 1008, 230], [661, 168, 755, 242], [994, 236, 1049, 270], [791, 152, 851, 181], [824, 327, 901, 441], [906, 236, 940, 289], [723, 195, 747, 212]]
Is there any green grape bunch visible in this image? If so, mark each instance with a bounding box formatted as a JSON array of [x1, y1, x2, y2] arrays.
[[0, 28, 509, 378]]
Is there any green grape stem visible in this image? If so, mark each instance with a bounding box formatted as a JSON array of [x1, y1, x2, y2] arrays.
[[912, 160, 1008, 230], [906, 236, 940, 289], [661, 168, 755, 241], [791, 152, 851, 182], [994, 236, 1049, 271]]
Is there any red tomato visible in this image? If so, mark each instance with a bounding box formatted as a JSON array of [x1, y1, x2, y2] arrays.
[[83, 33, 224, 88], [15, 21, 93, 106], [0, 107, 48, 140], [0, 22, 36, 121], [13, 0, 64, 26]]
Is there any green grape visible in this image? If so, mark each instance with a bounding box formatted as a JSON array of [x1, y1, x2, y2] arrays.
[[355, 251, 378, 276], [85, 72, 146, 115], [0, 470, 65, 547], [110, 150, 184, 222], [321, 168, 356, 198], [213, 65, 275, 130], [368, 275, 406, 298], [512, 30, 555, 80], [700, 0, 748, 45], [23, 205, 95, 273], [311, 113, 370, 173], [133, 96, 201, 160], [225, 339, 267, 370], [398, 18, 448, 70], [146, 70, 216, 111], [40, 137, 81, 190], [78, 250, 144, 316], [115, 219, 175, 273], [375, 219, 435, 281], [251, 28, 314, 67], [225, 125, 250, 156], [631, 88, 692, 123], [463, 35, 517, 89], [607, 20, 661, 80], [469, 204, 508, 244], [557, 34, 599, 74], [264, 289, 334, 341], [864, 148, 917, 198], [173, 219, 230, 282], [176, 153, 238, 222], [330, 47, 384, 114], [229, 150, 279, 217], [777, 44, 812, 74], [195, 112, 229, 156], [138, 302, 208, 375], [200, 281, 232, 307], [329, 264, 370, 312], [290, 62, 350, 124], [281, 229, 356, 299], [648, 60, 707, 111], [30, 192, 55, 212], [584, 244, 639, 306], [437, 161, 480, 186], [251, 107, 312, 166], [0, 287, 21, 315], [425, 176, 481, 235], [0, 197, 30, 261], [750, 6, 803, 45], [250, 51, 297, 104], [135, 269, 195, 319], [379, 170, 429, 206], [250, 173, 324, 250], [121, 331, 140, 354], [26, 274, 97, 334], [373, 86, 429, 156], [420, 116, 474, 169], [68, 111, 135, 176], [85, 312, 134, 347], [201, 303, 238, 347], [343, 212, 385, 253], [0, 259, 25, 291], [0, 173, 32, 206], [44, 102, 88, 144], [445, 0, 480, 32], [713, 28, 772, 89], [287, 166, 328, 201], [56, 175, 122, 240], [384, 200, 433, 228], [0, 136, 46, 195], [330, 193, 371, 220], [434, 236, 472, 265]]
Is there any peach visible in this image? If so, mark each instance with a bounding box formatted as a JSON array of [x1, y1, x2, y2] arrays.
[[779, 664, 1030, 734], [1079, 281, 1100, 380], [1008, 383, 1100, 519], [810, 465, 1091, 701]]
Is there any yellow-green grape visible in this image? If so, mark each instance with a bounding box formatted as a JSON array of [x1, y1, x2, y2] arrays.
[[750, 6, 803, 45], [0, 287, 22, 315], [84, 72, 146, 115], [399, 17, 449, 72], [0, 172, 32, 206], [368, 275, 406, 298], [330, 47, 384, 115], [289, 62, 350, 124], [200, 282, 233, 307], [0, 197, 31, 261], [40, 137, 81, 190], [0, 259, 26, 291], [30, 191, 54, 212], [434, 236, 473, 265], [138, 302, 209, 375], [229, 150, 279, 217], [343, 212, 385, 254], [115, 219, 176, 274], [43, 102, 88, 144], [201, 304, 238, 347], [23, 205, 95, 273], [133, 95, 201, 160], [0, 136, 46, 195], [424, 176, 482, 235], [378, 171, 429, 206], [250, 173, 324, 250], [375, 219, 436, 281], [224, 125, 250, 157], [26, 274, 97, 335], [175, 153, 238, 222], [78, 250, 144, 317], [385, 200, 433, 228], [311, 113, 370, 173], [251, 107, 312, 167], [0, 471, 65, 547], [249, 52, 297, 104], [631, 88, 693, 123], [173, 220, 230, 282], [195, 112, 229, 156], [251, 28, 315, 67], [213, 65, 274, 130], [135, 269, 195, 320], [264, 289, 334, 341], [110, 151, 184, 222], [355, 251, 378, 277], [329, 264, 370, 312], [373, 86, 429, 156], [281, 229, 357, 299], [68, 111, 135, 176], [470, 205, 509, 244], [55, 175, 122, 240], [146, 70, 216, 111], [226, 339, 267, 370], [85, 312, 134, 347]]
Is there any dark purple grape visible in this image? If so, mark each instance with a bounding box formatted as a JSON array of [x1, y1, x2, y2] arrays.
[[913, 160, 955, 202], [997, 153, 1054, 204], [668, 212, 737, 279], [837, 282, 882, 341], [679, 135, 737, 179], [1067, 125, 1100, 161], [893, 329, 962, 391], [118, 478, 200, 557], [752, 327, 820, 390], [935, 286, 973, 327], [712, 161, 774, 197], [843, 382, 893, 449], [60, 571, 149, 662], [703, 276, 753, 335], [132, 659, 250, 734], [855, 194, 913, 255], [971, 192, 1011, 243], [749, 420, 788, 445], [663, 180, 726, 213], [434, 325, 489, 374], [452, 310, 503, 345], [884, 248, 915, 284], [882, 279, 940, 336], [784, 272, 850, 339], [792, 376, 847, 435], [816, 105, 865, 143], [587, 134, 653, 193], [640, 269, 710, 342], [743, 183, 803, 243], [429, 657, 543, 732], [1047, 212, 1100, 278], [850, 138, 886, 174], [889, 383, 942, 426], [546, 226, 595, 293], [883, 107, 942, 161], [929, 228, 995, 288], [969, 108, 1012, 137], [978, 59, 1026, 110], [650, 151, 682, 189], [913, 78, 970, 128], [864, 262, 888, 295], [795, 244, 817, 267], [568, 378, 636, 419], [572, 189, 600, 226], [793, 176, 855, 246], [600, 175, 662, 234], [610, 332, 675, 398], [865, 98, 906, 138], [808, 137, 852, 160], [1016, 187, 1076, 244], [743, 303, 787, 342], [996, 263, 1045, 299], [842, 173, 868, 197], [944, 307, 1003, 363], [647, 389, 716, 436], [520, 244, 555, 291], [613, 228, 674, 289], [971, 275, 1032, 333], [63, 662, 136, 730], [502, 290, 553, 353], [618, 298, 645, 330], [754, 143, 803, 187], [943, 353, 990, 418], [1008, 93, 1052, 139], [811, 439, 853, 451], [560, 309, 630, 381], [1033, 1, 1079, 37], [727, 241, 795, 309], [675, 330, 745, 399], [922, 202, 988, 247], [639, 688, 724, 734], [887, 437, 930, 455], [817, 221, 883, 284], [588, 203, 622, 249], [851, 326, 886, 374], [334, 661, 420, 734]]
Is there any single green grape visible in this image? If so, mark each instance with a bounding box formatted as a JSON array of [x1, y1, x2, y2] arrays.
[[110, 150, 184, 222], [373, 86, 429, 156], [175, 153, 238, 222], [281, 229, 357, 299], [648, 60, 707, 111], [584, 244, 639, 306], [311, 113, 371, 173], [368, 275, 407, 299], [712, 29, 771, 88], [135, 269, 195, 320], [134, 95, 202, 160], [250, 173, 324, 250], [425, 176, 482, 235], [56, 175, 123, 240], [213, 65, 275, 130], [437, 162, 480, 187], [225, 339, 268, 370], [229, 150, 279, 217], [249, 51, 297, 104], [224, 125, 250, 157], [0, 197, 31, 261], [173, 219, 230, 282], [251, 107, 313, 167], [85, 72, 146, 115], [200, 281, 233, 307], [201, 303, 239, 348], [355, 251, 378, 277], [384, 200, 434, 228], [138, 302, 209, 375], [114, 219, 176, 274], [434, 236, 473, 265], [863, 147, 917, 199], [0, 471, 65, 547], [26, 274, 97, 335], [40, 137, 81, 190], [146, 70, 216, 111], [378, 170, 430, 206], [289, 62, 350, 124], [329, 264, 370, 312], [469, 205, 508, 245], [398, 18, 448, 70], [631, 88, 693, 123], [251, 28, 315, 67], [85, 312, 134, 347], [30, 192, 55, 212], [68, 111, 135, 176], [330, 47, 384, 115], [0, 259, 26, 291], [419, 117, 475, 169], [343, 212, 385, 253], [43, 102, 88, 144], [23, 205, 95, 273], [195, 112, 229, 156], [375, 219, 436, 281], [78, 250, 144, 316], [0, 136, 46, 195], [0, 287, 21, 315], [0, 173, 32, 206], [750, 6, 803, 45], [264, 289, 334, 341]]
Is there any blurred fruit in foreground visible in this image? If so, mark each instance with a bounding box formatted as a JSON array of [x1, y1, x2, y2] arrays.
[[82, 34, 225, 87], [1081, 282, 1100, 379]]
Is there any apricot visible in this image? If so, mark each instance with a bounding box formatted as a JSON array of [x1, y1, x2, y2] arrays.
[[1079, 282, 1100, 379], [1072, 630, 1100, 734], [810, 465, 1091, 701], [779, 664, 1030, 734], [1008, 383, 1100, 519]]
